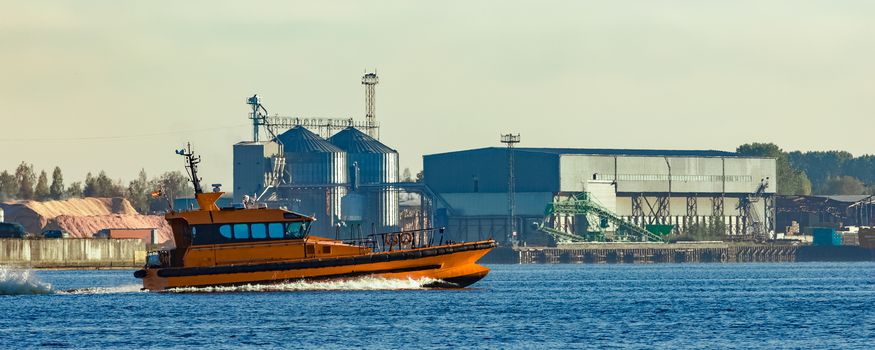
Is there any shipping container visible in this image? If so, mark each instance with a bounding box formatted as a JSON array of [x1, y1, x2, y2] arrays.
[[94, 228, 155, 244], [859, 228, 875, 249], [840, 232, 860, 246], [812, 227, 842, 246]]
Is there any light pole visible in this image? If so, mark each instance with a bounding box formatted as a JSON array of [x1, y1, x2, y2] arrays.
[[501, 133, 520, 247], [664, 157, 672, 228]]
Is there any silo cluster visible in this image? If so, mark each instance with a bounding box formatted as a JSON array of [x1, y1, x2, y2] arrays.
[[273, 126, 347, 235], [244, 126, 398, 237]]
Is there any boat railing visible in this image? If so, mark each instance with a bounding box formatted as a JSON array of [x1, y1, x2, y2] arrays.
[[343, 227, 452, 253]]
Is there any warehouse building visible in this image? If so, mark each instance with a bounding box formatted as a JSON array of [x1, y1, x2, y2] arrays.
[[423, 147, 777, 245]]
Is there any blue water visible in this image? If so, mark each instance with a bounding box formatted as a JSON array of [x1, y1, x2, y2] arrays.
[[1, 263, 874, 349]]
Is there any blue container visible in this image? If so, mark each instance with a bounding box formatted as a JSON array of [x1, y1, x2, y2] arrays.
[[812, 227, 841, 246]]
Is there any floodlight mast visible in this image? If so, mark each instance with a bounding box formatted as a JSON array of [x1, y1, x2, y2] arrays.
[[501, 133, 521, 247], [362, 72, 379, 139]]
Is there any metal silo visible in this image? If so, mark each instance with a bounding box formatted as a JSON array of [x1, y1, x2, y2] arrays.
[[274, 126, 347, 235], [329, 127, 399, 233]]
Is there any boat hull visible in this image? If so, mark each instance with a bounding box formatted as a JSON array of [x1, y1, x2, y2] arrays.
[[137, 241, 495, 291]]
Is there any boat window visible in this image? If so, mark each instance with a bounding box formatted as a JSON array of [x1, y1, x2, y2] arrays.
[[286, 222, 307, 239], [219, 225, 232, 239], [233, 223, 249, 239], [191, 226, 198, 240], [268, 223, 284, 239], [251, 223, 267, 239]]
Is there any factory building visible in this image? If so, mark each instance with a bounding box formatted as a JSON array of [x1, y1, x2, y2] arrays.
[[423, 147, 777, 245]]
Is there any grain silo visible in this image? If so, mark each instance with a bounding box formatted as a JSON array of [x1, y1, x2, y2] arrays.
[[329, 127, 399, 233], [274, 126, 347, 235]]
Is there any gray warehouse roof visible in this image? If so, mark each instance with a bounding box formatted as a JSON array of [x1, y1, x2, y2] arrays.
[[431, 147, 740, 158]]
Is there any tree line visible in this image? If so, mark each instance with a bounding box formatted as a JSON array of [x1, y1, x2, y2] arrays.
[[2, 143, 871, 210], [736, 143, 874, 196], [0, 162, 193, 214]]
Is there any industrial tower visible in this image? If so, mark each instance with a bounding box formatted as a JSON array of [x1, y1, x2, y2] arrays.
[[362, 72, 379, 139]]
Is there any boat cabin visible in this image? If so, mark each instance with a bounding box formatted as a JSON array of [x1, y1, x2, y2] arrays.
[[149, 146, 370, 270]]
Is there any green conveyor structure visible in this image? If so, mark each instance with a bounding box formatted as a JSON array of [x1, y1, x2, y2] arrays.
[[538, 193, 665, 243]]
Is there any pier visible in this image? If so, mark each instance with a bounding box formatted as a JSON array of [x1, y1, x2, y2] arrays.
[[484, 242, 802, 264]]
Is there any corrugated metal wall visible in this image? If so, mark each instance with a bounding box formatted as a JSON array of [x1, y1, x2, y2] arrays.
[[423, 148, 560, 193], [424, 148, 778, 244], [232, 142, 277, 202]]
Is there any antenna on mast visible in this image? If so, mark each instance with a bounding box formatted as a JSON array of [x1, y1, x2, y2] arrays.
[[176, 143, 203, 194]]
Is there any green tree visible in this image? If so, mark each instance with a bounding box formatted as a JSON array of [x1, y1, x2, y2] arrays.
[[83, 171, 124, 197], [66, 181, 84, 198], [49, 166, 64, 199], [34, 170, 50, 201], [127, 169, 151, 213], [736, 143, 811, 195], [674, 216, 727, 242], [14, 162, 36, 200], [787, 152, 875, 190], [788, 150, 855, 191], [0, 170, 18, 200], [149, 171, 194, 212], [843, 155, 875, 185], [818, 176, 869, 195], [402, 168, 413, 182], [83, 173, 94, 195]]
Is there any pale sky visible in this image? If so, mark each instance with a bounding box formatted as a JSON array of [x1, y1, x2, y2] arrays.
[[1, 1, 874, 188]]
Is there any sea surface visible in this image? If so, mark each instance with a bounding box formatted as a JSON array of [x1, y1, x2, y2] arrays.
[[1, 262, 873, 349]]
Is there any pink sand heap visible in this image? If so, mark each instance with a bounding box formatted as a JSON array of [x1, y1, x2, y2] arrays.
[[0, 197, 173, 244]]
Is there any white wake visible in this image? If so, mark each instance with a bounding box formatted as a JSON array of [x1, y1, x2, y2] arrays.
[[56, 284, 145, 295], [165, 276, 441, 293], [0, 266, 146, 296], [0, 266, 53, 295], [1, 266, 443, 295]]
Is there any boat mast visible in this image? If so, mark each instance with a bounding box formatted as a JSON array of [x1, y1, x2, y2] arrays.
[[177, 143, 203, 195]]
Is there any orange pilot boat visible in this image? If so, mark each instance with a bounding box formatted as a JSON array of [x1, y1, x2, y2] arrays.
[[134, 146, 496, 291]]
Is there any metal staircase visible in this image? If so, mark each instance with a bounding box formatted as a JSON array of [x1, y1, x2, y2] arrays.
[[738, 178, 770, 242]]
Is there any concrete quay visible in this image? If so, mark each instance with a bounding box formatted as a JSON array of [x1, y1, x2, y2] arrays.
[[0, 239, 146, 268]]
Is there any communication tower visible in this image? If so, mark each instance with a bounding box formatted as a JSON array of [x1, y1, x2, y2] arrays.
[[362, 72, 379, 139], [501, 133, 520, 246]]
